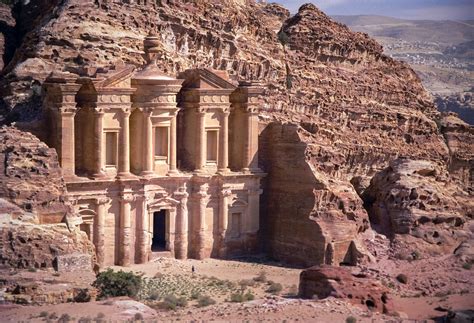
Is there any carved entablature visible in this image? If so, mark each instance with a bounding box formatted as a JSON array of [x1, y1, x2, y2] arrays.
[[178, 68, 236, 112], [230, 81, 264, 114], [43, 72, 82, 112]]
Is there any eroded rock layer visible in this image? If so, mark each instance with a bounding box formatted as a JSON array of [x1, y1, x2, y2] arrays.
[[0, 0, 472, 267]]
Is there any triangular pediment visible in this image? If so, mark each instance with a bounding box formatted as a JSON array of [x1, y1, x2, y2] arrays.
[[93, 65, 135, 89], [180, 68, 236, 90]]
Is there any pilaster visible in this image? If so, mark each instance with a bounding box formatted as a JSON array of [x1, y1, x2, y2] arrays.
[[94, 197, 111, 267], [117, 107, 132, 178], [93, 108, 107, 179], [218, 188, 232, 257], [119, 193, 135, 266], [174, 185, 189, 259]]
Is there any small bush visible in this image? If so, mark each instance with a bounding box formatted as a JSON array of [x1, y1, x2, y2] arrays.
[[266, 282, 283, 294], [346, 316, 357, 323], [230, 292, 244, 303], [462, 262, 472, 270], [28, 268, 37, 273], [39, 311, 49, 318], [134, 313, 144, 321], [244, 290, 255, 301], [148, 290, 161, 301], [230, 291, 254, 303], [78, 317, 92, 323], [277, 30, 289, 47], [92, 269, 142, 299], [191, 291, 201, 300], [49, 313, 58, 320], [253, 271, 267, 283], [239, 279, 256, 289], [58, 313, 72, 323], [411, 250, 421, 260], [396, 274, 408, 284], [161, 294, 187, 310], [197, 295, 216, 307]]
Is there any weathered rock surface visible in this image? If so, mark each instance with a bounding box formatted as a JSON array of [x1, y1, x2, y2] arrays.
[[0, 0, 471, 269], [363, 158, 473, 257], [0, 213, 95, 270], [299, 265, 395, 314], [0, 126, 72, 220], [0, 3, 15, 72]]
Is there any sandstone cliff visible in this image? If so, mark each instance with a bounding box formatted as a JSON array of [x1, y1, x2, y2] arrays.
[[0, 0, 472, 267], [0, 127, 95, 269]]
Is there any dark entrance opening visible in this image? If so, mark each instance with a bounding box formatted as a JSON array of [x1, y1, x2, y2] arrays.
[[152, 210, 167, 251]]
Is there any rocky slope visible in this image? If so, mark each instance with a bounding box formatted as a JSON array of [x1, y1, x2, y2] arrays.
[[0, 126, 95, 270], [0, 0, 472, 269]]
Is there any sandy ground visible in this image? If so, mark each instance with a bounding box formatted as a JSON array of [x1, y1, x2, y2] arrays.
[[1, 257, 472, 322]]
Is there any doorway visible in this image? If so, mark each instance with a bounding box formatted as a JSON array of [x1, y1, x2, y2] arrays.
[[152, 210, 167, 251]]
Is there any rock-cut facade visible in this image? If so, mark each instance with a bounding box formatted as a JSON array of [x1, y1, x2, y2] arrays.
[[42, 35, 264, 267]]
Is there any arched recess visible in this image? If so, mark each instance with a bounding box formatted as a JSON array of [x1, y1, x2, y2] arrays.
[[78, 208, 97, 241], [147, 197, 180, 253]]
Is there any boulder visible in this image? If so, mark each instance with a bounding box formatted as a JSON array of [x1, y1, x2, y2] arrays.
[[299, 265, 396, 315]]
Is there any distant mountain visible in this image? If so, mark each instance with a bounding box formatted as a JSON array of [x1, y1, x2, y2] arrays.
[[333, 15, 474, 45], [333, 14, 474, 125]]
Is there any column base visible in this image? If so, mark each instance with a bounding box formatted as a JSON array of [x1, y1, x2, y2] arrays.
[[92, 171, 108, 180], [218, 168, 230, 175], [140, 171, 155, 178], [117, 172, 135, 180], [167, 169, 180, 176]]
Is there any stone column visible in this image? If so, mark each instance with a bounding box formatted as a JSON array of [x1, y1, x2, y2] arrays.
[[137, 195, 150, 263], [196, 110, 206, 173], [118, 108, 132, 178], [94, 197, 110, 267], [174, 186, 189, 259], [57, 108, 77, 178], [167, 208, 176, 255], [218, 111, 230, 173], [119, 194, 134, 266], [195, 186, 208, 259], [243, 106, 259, 172], [218, 189, 232, 257], [141, 109, 154, 177], [168, 111, 178, 175], [93, 108, 106, 178]]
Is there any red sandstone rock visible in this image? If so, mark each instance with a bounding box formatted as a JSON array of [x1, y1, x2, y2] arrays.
[[299, 265, 396, 315]]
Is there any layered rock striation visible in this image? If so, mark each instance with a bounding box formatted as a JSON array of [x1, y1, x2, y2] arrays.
[[0, 0, 471, 267]]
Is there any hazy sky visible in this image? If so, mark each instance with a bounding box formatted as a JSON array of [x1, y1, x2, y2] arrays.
[[275, 0, 474, 20]]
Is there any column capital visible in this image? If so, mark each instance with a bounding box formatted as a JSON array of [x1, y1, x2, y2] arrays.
[[94, 107, 107, 115], [196, 107, 208, 114], [120, 194, 136, 203], [95, 197, 111, 205], [120, 107, 132, 117], [58, 106, 78, 116], [219, 188, 232, 198]]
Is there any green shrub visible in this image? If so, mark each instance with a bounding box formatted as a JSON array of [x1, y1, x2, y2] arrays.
[[27, 268, 37, 273], [197, 295, 216, 307], [396, 274, 408, 284], [266, 282, 283, 294], [239, 279, 255, 289], [92, 269, 142, 299], [161, 294, 187, 310], [244, 290, 255, 301], [39, 311, 49, 318], [191, 291, 201, 300], [346, 316, 357, 323], [230, 292, 244, 303], [253, 271, 267, 283], [462, 262, 472, 270], [278, 30, 289, 46]]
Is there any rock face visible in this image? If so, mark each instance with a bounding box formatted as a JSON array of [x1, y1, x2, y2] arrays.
[[0, 213, 95, 270], [0, 0, 472, 268], [299, 265, 395, 314], [363, 158, 473, 257], [0, 126, 72, 221], [0, 127, 95, 270], [0, 3, 15, 72]]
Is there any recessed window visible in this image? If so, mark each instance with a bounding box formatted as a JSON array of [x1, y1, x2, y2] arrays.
[[154, 126, 169, 159], [230, 212, 242, 239], [105, 132, 118, 167], [206, 130, 218, 163]]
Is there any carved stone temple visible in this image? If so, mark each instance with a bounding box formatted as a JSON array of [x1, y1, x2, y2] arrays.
[[42, 35, 264, 267]]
